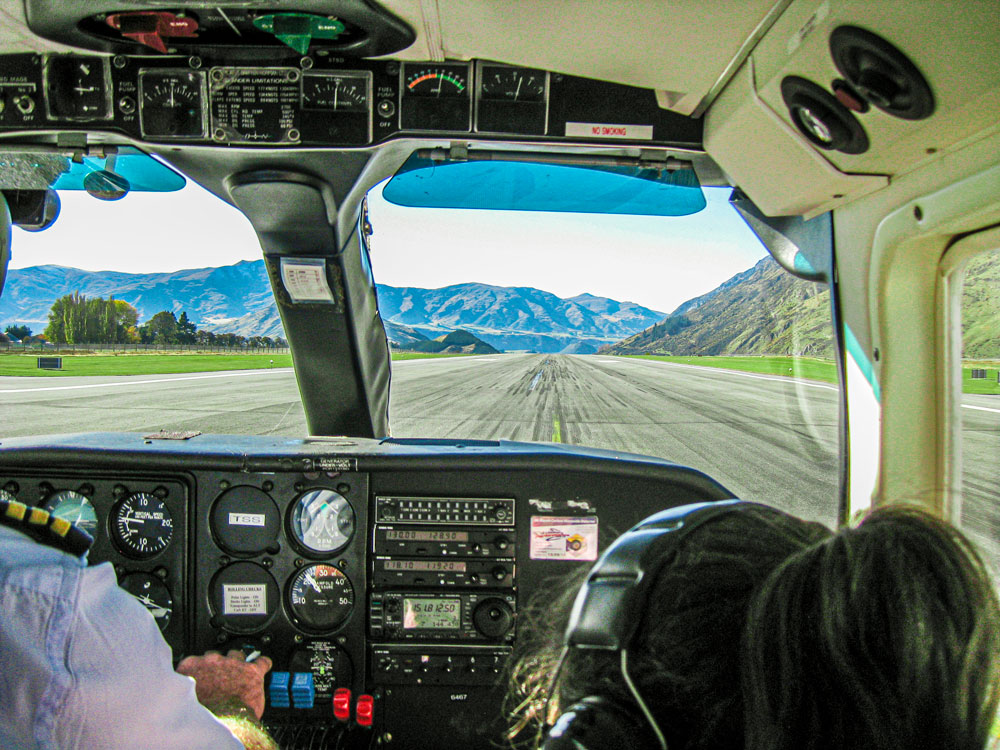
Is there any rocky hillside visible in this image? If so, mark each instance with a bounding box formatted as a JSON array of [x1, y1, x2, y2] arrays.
[[604, 257, 833, 357]]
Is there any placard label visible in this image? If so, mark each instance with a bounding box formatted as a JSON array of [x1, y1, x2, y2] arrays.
[[229, 512, 266, 527], [223, 584, 267, 615], [530, 516, 598, 560]]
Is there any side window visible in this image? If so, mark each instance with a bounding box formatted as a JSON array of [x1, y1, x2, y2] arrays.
[[959, 246, 999, 576]]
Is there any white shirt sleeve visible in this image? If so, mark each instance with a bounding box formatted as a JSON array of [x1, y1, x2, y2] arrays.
[[52, 563, 245, 750]]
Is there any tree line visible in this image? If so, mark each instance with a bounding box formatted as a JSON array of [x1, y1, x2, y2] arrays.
[[35, 293, 285, 347]]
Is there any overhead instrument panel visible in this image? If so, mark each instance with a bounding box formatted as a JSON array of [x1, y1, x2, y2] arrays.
[[0, 53, 702, 149]]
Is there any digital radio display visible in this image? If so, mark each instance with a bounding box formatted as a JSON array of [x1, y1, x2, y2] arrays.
[[383, 560, 467, 572], [403, 597, 461, 629], [386, 530, 470, 542]]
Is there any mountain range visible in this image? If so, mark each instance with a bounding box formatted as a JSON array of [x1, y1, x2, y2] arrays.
[[0, 260, 666, 354]]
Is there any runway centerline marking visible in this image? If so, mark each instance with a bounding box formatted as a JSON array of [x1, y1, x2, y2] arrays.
[[0, 369, 294, 394], [963, 404, 1000, 414]]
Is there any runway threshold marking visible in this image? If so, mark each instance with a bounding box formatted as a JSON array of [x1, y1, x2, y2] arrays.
[[0, 368, 294, 394]]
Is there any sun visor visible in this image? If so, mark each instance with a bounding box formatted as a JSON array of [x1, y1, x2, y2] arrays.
[[383, 149, 706, 217]]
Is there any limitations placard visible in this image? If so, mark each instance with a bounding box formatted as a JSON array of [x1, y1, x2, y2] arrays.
[[280, 257, 336, 303]]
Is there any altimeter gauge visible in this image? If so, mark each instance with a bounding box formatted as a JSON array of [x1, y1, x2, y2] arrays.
[[112, 492, 173, 558]]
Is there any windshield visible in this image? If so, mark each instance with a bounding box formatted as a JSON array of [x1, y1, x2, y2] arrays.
[[0, 170, 841, 528]]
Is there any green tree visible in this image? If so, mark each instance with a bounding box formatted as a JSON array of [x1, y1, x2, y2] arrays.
[[4, 324, 31, 340], [176, 311, 197, 344], [143, 310, 179, 344]]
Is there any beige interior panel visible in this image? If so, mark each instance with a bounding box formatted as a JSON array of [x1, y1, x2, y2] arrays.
[[704, 61, 886, 216]]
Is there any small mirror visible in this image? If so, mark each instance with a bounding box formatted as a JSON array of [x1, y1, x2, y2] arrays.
[[83, 169, 130, 201]]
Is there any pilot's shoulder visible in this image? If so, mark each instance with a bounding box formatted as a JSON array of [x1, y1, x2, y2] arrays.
[[0, 499, 93, 561]]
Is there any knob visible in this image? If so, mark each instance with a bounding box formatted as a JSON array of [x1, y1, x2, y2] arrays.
[[493, 535, 510, 551], [472, 598, 513, 639], [491, 565, 508, 581]]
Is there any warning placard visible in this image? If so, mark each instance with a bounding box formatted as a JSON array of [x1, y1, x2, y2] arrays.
[[530, 516, 598, 561], [280, 257, 336, 303], [223, 584, 267, 615]]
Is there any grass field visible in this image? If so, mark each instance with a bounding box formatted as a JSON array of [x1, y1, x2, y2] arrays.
[[0, 351, 463, 377], [627, 355, 839, 384], [628, 355, 1000, 395]]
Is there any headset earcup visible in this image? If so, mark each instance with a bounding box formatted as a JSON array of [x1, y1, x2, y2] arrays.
[[541, 696, 659, 750]]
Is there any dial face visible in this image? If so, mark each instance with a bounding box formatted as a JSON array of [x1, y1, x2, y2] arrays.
[[404, 65, 469, 98], [302, 74, 369, 112], [290, 489, 354, 554], [45, 55, 111, 120], [44, 490, 98, 538], [112, 492, 173, 558], [480, 66, 546, 103], [287, 564, 354, 631], [139, 70, 207, 138], [120, 572, 172, 631]]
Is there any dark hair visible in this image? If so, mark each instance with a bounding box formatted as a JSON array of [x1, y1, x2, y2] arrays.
[[742, 506, 1000, 750], [507, 504, 832, 749]]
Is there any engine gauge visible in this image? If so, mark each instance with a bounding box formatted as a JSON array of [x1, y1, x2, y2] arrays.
[[287, 564, 354, 631], [43, 55, 112, 121], [480, 65, 546, 103], [120, 572, 172, 631], [302, 73, 370, 112], [476, 63, 548, 136], [44, 490, 98, 538], [112, 492, 173, 559], [400, 62, 472, 132], [290, 489, 355, 554], [138, 69, 207, 139]]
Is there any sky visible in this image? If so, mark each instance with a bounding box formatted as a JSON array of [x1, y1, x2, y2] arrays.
[[9, 175, 766, 315]]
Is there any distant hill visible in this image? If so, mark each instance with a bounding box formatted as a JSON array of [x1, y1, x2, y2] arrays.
[[961, 249, 999, 359], [1, 261, 664, 353], [604, 256, 832, 357], [397, 329, 500, 355]]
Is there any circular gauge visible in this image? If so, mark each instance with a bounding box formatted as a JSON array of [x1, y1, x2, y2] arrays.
[[480, 66, 546, 103], [120, 572, 172, 631], [210, 486, 280, 555], [288, 641, 353, 696], [290, 489, 355, 554], [287, 564, 354, 631], [112, 492, 173, 559], [44, 490, 98, 538], [139, 70, 206, 138], [210, 561, 279, 634], [302, 74, 369, 112], [0, 488, 15, 503], [405, 66, 468, 98]]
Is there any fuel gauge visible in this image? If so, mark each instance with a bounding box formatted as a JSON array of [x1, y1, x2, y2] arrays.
[[138, 69, 207, 139], [302, 72, 370, 112]]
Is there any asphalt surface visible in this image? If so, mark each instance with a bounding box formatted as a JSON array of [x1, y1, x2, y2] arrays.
[[0, 354, 996, 561]]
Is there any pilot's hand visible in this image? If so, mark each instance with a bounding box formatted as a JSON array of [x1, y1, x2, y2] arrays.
[[177, 649, 273, 720]]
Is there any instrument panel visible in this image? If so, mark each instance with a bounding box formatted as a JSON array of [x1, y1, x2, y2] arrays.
[[0, 53, 701, 148], [0, 433, 733, 748]]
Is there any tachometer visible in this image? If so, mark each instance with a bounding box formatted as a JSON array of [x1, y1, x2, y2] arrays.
[[287, 563, 354, 631], [44, 490, 98, 538], [290, 489, 355, 554], [112, 492, 173, 558], [400, 62, 472, 132], [405, 66, 468, 98]]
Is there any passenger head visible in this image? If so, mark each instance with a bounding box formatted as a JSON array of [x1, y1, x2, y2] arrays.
[[507, 502, 832, 750], [742, 505, 1000, 750]]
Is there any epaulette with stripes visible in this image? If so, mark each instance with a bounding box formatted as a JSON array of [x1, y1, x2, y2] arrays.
[[1, 498, 93, 556]]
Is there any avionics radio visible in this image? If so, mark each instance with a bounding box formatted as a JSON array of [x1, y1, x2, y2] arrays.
[[370, 496, 516, 635]]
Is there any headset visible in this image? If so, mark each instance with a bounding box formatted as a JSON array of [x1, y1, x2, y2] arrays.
[[540, 499, 757, 750]]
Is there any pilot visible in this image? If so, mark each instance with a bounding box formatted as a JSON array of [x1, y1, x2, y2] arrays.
[[0, 498, 278, 750], [507, 502, 1000, 750]]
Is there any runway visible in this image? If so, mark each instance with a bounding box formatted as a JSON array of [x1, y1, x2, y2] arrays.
[[0, 354, 995, 557]]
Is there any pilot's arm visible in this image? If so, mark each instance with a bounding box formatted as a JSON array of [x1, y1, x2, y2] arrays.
[[0, 521, 273, 749]]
